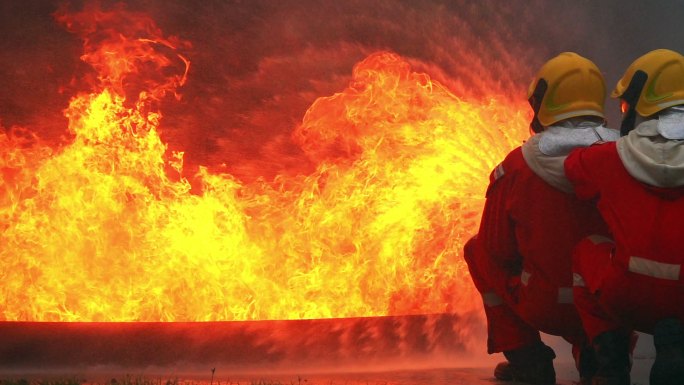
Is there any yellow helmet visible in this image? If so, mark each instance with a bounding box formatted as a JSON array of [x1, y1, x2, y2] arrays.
[[612, 49, 684, 118], [527, 52, 606, 133]]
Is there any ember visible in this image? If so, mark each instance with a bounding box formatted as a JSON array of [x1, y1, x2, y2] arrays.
[[0, 4, 527, 323]]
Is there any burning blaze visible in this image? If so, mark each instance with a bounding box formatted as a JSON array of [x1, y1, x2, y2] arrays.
[[0, 6, 528, 321]]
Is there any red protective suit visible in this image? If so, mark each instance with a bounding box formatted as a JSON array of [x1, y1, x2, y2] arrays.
[[566, 132, 684, 340], [465, 136, 611, 356]]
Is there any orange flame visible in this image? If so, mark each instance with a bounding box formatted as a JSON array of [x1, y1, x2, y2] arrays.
[[0, 6, 528, 321]]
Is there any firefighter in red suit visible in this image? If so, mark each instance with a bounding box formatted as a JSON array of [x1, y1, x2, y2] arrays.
[[464, 52, 619, 385], [566, 49, 684, 385]]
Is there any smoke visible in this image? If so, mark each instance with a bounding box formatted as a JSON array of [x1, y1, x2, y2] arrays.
[[138, 0, 546, 181], [2, 0, 683, 181]]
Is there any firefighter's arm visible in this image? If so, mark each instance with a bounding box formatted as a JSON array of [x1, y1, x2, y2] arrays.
[[478, 161, 522, 276], [565, 146, 600, 200]]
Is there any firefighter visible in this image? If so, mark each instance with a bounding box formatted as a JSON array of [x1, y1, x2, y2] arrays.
[[566, 48, 684, 385], [464, 52, 619, 385]]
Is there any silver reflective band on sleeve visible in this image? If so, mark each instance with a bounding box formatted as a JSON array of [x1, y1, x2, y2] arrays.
[[628, 256, 681, 280], [573, 273, 586, 287], [494, 163, 505, 180], [482, 292, 504, 307], [587, 234, 613, 245], [557, 287, 574, 304], [521, 270, 531, 286]]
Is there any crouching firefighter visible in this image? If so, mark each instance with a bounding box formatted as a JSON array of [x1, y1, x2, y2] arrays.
[[464, 52, 619, 385], [566, 48, 684, 385]]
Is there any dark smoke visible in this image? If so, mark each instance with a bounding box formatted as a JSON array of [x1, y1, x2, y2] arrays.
[[3, 0, 682, 182]]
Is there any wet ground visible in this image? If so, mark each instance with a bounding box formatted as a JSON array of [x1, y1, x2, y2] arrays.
[[0, 358, 653, 385], [0, 327, 654, 385], [0, 367, 571, 385]]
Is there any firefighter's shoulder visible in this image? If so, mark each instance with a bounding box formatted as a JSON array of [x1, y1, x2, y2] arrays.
[[488, 147, 524, 184], [489, 162, 505, 183], [590, 140, 612, 147], [568, 140, 617, 161]]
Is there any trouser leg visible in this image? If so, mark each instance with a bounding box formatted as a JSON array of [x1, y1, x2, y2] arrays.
[[464, 237, 540, 353], [572, 236, 622, 341], [573, 236, 631, 385]]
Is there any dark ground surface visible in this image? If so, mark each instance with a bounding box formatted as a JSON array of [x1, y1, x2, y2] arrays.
[[0, 363, 652, 385], [0, 340, 654, 385], [0, 322, 654, 384]]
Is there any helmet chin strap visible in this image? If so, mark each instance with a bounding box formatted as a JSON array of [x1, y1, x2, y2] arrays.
[[620, 106, 638, 137], [529, 79, 548, 134], [619, 70, 648, 136]]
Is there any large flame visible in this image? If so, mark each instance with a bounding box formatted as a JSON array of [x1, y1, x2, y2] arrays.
[[0, 5, 528, 321]]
